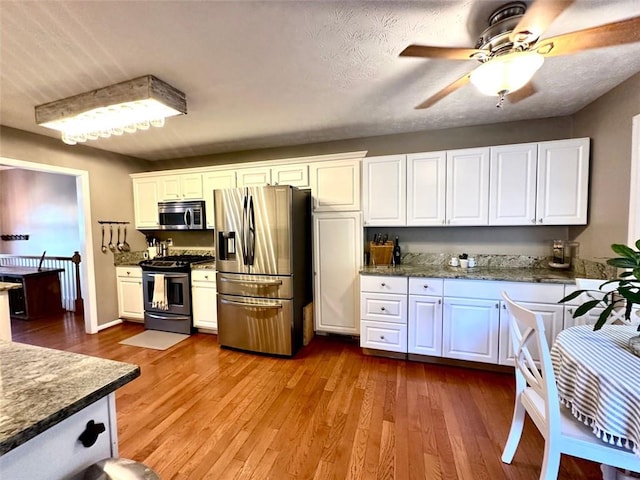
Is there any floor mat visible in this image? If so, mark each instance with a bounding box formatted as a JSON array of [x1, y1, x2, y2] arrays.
[[119, 330, 189, 350]]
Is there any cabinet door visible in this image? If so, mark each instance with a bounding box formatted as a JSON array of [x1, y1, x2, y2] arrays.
[[536, 138, 589, 225], [563, 305, 603, 329], [499, 301, 564, 366], [203, 170, 237, 228], [408, 295, 443, 356], [180, 173, 204, 200], [362, 155, 406, 226], [272, 164, 309, 187], [442, 297, 499, 363], [237, 167, 271, 187], [159, 176, 182, 200], [446, 148, 490, 225], [310, 159, 361, 212], [192, 272, 217, 331], [407, 151, 446, 226], [116, 272, 143, 320], [313, 211, 363, 334], [489, 143, 537, 225], [132, 178, 160, 229]]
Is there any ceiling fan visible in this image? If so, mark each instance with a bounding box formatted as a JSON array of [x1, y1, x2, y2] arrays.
[[400, 0, 640, 109]]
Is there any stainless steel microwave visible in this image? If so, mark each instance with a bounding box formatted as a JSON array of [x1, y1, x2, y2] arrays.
[[158, 200, 206, 230]]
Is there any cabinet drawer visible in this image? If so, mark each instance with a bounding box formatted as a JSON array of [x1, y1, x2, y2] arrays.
[[444, 279, 564, 303], [360, 293, 407, 323], [360, 275, 407, 294], [409, 277, 443, 296], [191, 270, 216, 283], [360, 320, 407, 352], [116, 266, 141, 279]]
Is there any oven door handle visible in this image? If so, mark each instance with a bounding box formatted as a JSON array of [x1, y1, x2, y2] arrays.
[[220, 298, 283, 309], [219, 277, 283, 287], [145, 312, 191, 321], [148, 273, 188, 278]]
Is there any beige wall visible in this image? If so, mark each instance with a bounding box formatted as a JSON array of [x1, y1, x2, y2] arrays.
[[0, 126, 148, 326], [0, 169, 79, 256], [571, 72, 640, 259]]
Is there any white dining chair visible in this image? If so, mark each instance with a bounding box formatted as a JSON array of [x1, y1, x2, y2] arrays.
[[500, 291, 640, 480]]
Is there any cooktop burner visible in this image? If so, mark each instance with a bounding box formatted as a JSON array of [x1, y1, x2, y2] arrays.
[[139, 254, 214, 272]]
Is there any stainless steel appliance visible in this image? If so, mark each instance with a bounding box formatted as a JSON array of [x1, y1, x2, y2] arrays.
[[140, 254, 214, 334], [158, 200, 206, 230], [214, 185, 311, 356]]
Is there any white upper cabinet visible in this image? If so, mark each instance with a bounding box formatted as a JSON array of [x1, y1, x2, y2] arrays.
[[160, 173, 203, 201], [310, 159, 361, 212], [489, 143, 537, 225], [202, 170, 237, 229], [271, 164, 309, 187], [132, 177, 160, 229], [446, 147, 490, 225], [236, 166, 272, 187], [362, 155, 406, 226], [407, 151, 447, 226], [536, 138, 590, 225]]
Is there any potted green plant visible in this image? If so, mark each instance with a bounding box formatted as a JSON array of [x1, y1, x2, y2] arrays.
[[560, 241, 640, 332]]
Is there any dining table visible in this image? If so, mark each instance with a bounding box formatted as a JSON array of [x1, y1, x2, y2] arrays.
[[551, 325, 640, 479]]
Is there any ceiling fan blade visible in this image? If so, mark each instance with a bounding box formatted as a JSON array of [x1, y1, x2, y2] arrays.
[[415, 72, 471, 109], [535, 15, 640, 57], [507, 82, 537, 104], [400, 44, 484, 60], [510, 0, 575, 44]]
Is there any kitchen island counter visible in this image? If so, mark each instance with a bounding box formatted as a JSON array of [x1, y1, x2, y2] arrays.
[[0, 340, 139, 455]]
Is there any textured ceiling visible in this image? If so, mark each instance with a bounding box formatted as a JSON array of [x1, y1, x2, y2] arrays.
[[1, 0, 640, 161]]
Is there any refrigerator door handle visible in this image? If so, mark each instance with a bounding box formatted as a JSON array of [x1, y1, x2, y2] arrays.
[[219, 277, 283, 286], [220, 298, 283, 309], [241, 193, 249, 265], [246, 195, 256, 265]]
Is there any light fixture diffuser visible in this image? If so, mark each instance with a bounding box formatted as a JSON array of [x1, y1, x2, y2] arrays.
[[35, 75, 186, 145], [469, 51, 544, 97]]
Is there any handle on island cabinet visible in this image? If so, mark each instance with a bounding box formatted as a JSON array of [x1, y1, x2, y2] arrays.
[[78, 420, 106, 447]]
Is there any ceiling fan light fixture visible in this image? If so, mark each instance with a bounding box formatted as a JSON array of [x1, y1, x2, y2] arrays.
[[469, 51, 544, 96], [35, 75, 186, 145]]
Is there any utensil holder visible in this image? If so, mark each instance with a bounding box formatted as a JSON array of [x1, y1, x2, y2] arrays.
[[369, 241, 393, 266]]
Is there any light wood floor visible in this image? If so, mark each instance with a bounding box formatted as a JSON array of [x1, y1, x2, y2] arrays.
[[11, 313, 603, 480]]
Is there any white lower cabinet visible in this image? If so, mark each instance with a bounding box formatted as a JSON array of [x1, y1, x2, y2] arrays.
[[360, 275, 568, 367], [314, 212, 363, 335], [443, 297, 500, 363], [191, 270, 217, 331], [360, 275, 408, 352], [116, 267, 143, 320], [0, 395, 116, 480], [408, 278, 443, 356]]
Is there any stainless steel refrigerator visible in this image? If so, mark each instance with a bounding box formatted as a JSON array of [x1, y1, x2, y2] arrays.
[[214, 185, 312, 356]]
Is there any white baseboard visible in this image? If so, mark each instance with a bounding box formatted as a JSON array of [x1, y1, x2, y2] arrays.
[[97, 319, 124, 331]]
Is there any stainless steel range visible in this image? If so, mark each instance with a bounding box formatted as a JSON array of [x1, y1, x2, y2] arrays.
[[139, 254, 214, 334]]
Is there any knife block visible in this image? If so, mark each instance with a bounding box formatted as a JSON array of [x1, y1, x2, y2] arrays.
[[369, 241, 393, 266]]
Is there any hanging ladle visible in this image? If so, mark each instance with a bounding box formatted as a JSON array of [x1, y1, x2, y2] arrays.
[[101, 224, 107, 253], [122, 225, 131, 252], [108, 225, 116, 252], [117, 225, 124, 251]]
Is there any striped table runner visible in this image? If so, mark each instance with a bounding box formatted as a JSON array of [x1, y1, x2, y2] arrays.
[[551, 325, 640, 456]]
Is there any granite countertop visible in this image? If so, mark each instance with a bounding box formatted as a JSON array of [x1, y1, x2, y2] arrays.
[[360, 265, 583, 284], [0, 341, 140, 455], [0, 282, 22, 292]]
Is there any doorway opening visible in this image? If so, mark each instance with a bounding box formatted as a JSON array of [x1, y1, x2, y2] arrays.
[[0, 156, 98, 334]]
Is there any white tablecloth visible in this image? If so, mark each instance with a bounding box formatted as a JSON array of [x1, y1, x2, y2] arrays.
[[551, 325, 640, 456]]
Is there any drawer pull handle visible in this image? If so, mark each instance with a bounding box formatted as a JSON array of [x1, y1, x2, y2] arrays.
[[380, 283, 386, 287], [380, 306, 386, 311], [380, 335, 385, 340], [423, 285, 428, 289], [78, 420, 106, 448]]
